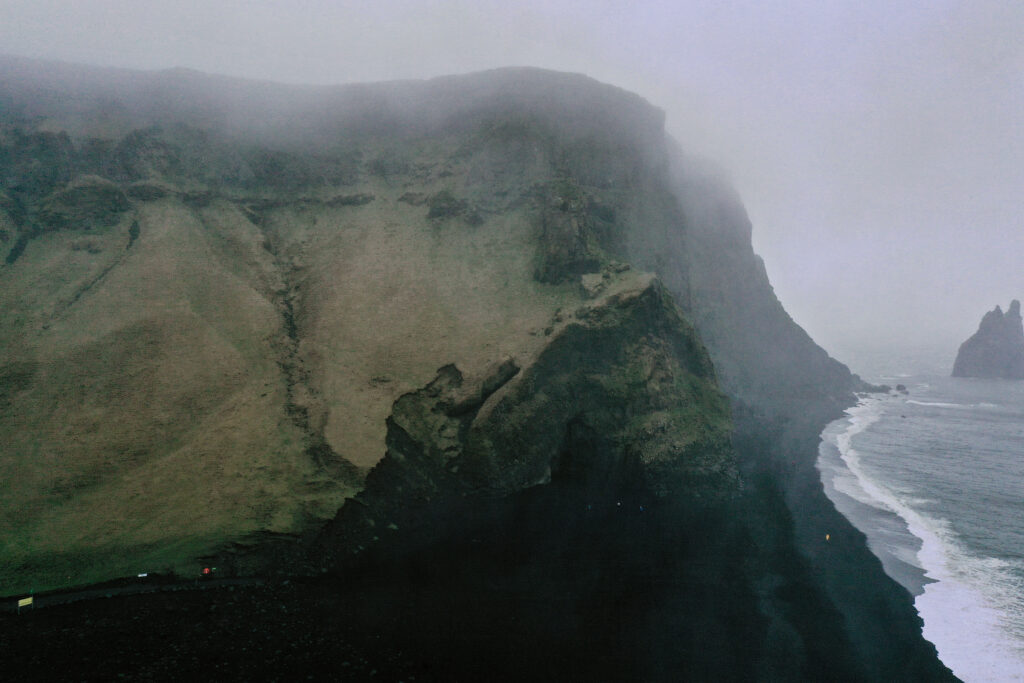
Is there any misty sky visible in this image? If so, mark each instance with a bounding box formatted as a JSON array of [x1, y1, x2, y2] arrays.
[[1, 0, 1021, 373]]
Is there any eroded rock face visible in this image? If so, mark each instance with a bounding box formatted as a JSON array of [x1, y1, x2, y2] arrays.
[[953, 300, 1024, 379], [533, 180, 605, 283], [37, 175, 131, 231], [316, 271, 736, 567]]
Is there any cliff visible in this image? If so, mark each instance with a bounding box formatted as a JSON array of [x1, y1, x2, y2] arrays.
[[0, 57, 950, 679], [953, 300, 1024, 378]]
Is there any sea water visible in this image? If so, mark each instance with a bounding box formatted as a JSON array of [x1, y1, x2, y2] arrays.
[[818, 374, 1024, 682]]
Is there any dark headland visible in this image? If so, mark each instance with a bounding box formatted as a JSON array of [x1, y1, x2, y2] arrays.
[[0, 56, 952, 680], [953, 299, 1024, 379]]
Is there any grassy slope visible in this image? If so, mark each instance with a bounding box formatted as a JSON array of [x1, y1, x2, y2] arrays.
[[292, 182, 578, 467], [0, 118, 597, 593], [1, 198, 313, 590]]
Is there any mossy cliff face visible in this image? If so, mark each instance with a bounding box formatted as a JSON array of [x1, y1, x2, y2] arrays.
[[315, 272, 736, 565], [0, 58, 950, 679], [460, 275, 735, 499]]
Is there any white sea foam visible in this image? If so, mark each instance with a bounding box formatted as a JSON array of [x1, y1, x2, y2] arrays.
[[914, 523, 1024, 682], [906, 400, 971, 409], [828, 397, 1024, 681], [832, 400, 897, 517], [831, 475, 884, 508], [905, 399, 1001, 410]]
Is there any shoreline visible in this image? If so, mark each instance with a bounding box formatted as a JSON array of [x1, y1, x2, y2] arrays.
[[817, 381, 1024, 681], [817, 395, 933, 596]]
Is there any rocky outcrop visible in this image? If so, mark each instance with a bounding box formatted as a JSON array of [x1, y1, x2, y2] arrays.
[[315, 271, 736, 564], [37, 175, 131, 231], [953, 300, 1024, 378], [533, 179, 606, 283]]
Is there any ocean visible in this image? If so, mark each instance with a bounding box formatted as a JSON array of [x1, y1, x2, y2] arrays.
[[818, 372, 1024, 682]]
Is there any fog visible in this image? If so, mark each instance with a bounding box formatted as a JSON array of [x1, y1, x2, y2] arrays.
[[2, 0, 1020, 374]]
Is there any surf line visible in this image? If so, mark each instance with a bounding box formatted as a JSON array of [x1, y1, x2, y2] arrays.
[[832, 396, 1024, 682]]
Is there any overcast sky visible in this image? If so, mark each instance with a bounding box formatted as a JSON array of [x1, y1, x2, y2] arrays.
[[2, 0, 1021, 373]]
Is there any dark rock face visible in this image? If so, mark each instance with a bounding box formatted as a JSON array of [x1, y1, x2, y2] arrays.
[[316, 273, 737, 567], [533, 179, 606, 283], [37, 174, 131, 231], [953, 300, 1024, 378], [623, 153, 947, 680]]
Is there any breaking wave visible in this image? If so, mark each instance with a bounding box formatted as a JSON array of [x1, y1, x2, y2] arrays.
[[820, 393, 1024, 681]]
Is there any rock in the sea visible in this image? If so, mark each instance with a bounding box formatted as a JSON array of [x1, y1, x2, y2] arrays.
[[952, 300, 1024, 379]]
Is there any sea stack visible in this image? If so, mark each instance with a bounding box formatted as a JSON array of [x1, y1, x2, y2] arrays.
[[952, 300, 1024, 378]]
